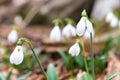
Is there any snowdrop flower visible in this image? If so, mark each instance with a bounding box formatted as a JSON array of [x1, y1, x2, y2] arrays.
[[8, 30, 18, 43], [50, 25, 62, 41], [105, 11, 115, 23], [62, 24, 76, 38], [76, 10, 94, 39], [14, 15, 23, 25], [110, 17, 119, 27], [10, 45, 24, 65], [106, 11, 119, 28], [83, 20, 94, 39], [69, 43, 80, 56], [76, 17, 86, 36], [76, 17, 94, 39]]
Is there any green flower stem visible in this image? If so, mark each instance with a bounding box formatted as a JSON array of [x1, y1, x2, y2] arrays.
[[90, 33, 95, 80], [65, 38, 70, 51], [17, 38, 47, 79], [84, 55, 89, 74], [70, 69, 75, 80], [76, 38, 89, 74], [28, 43, 47, 78]]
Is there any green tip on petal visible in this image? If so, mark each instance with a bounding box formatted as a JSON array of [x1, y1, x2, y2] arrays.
[[81, 9, 88, 17], [65, 18, 76, 26], [52, 19, 63, 27]]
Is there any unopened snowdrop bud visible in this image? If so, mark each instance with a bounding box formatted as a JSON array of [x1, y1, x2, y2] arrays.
[[62, 24, 76, 38], [10, 45, 24, 65], [8, 30, 18, 43], [50, 25, 61, 41], [69, 43, 80, 56]]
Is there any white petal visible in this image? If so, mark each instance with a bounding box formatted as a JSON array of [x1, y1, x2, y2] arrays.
[[83, 31, 90, 39], [76, 17, 86, 36], [110, 17, 119, 27], [50, 26, 62, 41], [105, 12, 115, 23], [62, 24, 76, 38], [10, 46, 24, 65], [83, 30, 94, 39], [69, 43, 80, 56], [84, 20, 94, 39], [86, 20, 94, 33], [8, 30, 18, 43]]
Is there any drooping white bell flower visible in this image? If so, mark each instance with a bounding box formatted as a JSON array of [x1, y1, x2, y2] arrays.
[[62, 24, 76, 38], [10, 45, 24, 65], [76, 16, 94, 39], [83, 20, 94, 39], [69, 43, 80, 56], [8, 30, 18, 43], [105, 11, 115, 23], [50, 25, 62, 41], [110, 17, 119, 27], [14, 15, 23, 25], [76, 17, 86, 36]]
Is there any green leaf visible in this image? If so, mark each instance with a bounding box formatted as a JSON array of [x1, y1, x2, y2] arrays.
[[6, 69, 13, 80], [102, 38, 112, 54], [17, 71, 32, 80], [57, 49, 70, 70], [0, 73, 6, 80], [106, 72, 120, 80], [47, 64, 58, 80], [82, 72, 93, 80], [74, 55, 85, 70]]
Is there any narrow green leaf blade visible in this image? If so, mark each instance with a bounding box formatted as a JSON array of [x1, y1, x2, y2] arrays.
[[75, 55, 85, 70], [17, 71, 32, 80], [57, 49, 70, 69], [6, 69, 13, 80], [47, 64, 58, 80]]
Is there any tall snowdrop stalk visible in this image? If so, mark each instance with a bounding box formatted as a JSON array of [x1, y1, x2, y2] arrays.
[[9, 37, 47, 79], [90, 32, 95, 80], [76, 9, 95, 79], [50, 19, 63, 42]]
